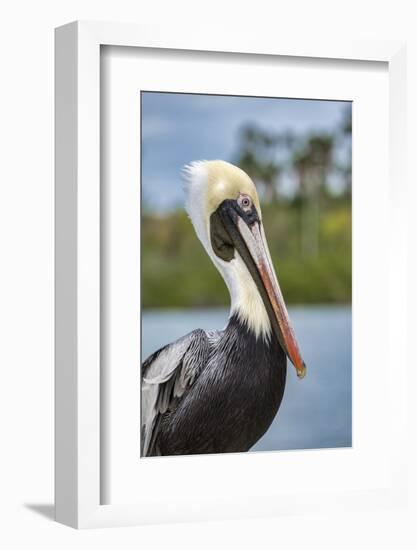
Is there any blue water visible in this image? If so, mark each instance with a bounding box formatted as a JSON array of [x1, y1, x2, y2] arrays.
[[142, 306, 352, 452]]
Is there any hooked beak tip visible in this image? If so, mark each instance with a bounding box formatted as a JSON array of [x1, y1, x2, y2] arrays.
[[296, 361, 307, 380]]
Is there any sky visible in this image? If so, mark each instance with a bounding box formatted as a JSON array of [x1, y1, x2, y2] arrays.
[[141, 92, 350, 212]]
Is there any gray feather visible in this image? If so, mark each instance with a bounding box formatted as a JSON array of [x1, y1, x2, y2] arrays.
[[141, 329, 212, 456]]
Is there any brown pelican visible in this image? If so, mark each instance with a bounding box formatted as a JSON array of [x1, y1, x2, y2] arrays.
[[141, 160, 306, 456]]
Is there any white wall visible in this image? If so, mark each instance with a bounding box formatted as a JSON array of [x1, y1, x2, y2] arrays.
[[0, 1, 416, 548]]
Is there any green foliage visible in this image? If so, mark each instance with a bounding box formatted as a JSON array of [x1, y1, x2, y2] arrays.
[[141, 200, 351, 308]]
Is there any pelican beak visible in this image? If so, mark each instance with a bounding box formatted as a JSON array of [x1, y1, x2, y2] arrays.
[[234, 216, 306, 378], [211, 199, 306, 378]]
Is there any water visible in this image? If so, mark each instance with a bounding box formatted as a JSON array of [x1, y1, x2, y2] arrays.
[[142, 306, 352, 452]]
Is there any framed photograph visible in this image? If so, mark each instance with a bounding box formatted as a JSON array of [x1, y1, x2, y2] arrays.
[[55, 21, 407, 528]]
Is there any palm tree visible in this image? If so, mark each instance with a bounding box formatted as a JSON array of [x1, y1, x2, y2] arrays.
[[338, 105, 352, 195], [292, 134, 334, 257]]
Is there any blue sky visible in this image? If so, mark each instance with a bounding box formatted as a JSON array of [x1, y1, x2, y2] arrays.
[[141, 92, 350, 212]]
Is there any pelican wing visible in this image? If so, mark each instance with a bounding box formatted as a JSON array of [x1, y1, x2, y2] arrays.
[[141, 329, 212, 456]]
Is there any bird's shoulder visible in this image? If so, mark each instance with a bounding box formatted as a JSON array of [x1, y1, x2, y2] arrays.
[[142, 328, 213, 383]]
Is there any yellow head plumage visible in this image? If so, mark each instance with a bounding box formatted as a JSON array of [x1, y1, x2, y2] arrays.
[[183, 160, 261, 224]]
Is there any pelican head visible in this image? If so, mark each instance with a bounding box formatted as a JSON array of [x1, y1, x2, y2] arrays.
[[183, 160, 306, 379]]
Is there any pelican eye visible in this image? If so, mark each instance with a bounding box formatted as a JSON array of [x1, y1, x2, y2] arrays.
[[238, 194, 252, 211]]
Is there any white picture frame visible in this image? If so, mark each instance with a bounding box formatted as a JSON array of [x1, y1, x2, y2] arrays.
[[55, 20, 407, 529]]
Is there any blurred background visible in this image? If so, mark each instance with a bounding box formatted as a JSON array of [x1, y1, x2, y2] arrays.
[[141, 91, 352, 452]]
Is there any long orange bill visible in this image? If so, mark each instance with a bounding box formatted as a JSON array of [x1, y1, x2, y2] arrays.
[[236, 217, 307, 379]]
